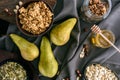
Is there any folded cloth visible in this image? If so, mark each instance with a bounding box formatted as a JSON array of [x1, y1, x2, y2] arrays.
[[0, 0, 120, 80], [54, 0, 120, 80]]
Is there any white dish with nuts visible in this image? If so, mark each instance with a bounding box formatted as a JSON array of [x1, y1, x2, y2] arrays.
[[85, 63, 118, 80]]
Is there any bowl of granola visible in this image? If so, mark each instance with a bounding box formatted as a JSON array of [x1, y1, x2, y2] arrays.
[[16, 0, 53, 37]]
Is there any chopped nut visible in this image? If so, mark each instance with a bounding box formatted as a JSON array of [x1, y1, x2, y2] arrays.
[[19, 1, 23, 6], [16, 5, 19, 10], [76, 70, 81, 77], [80, 44, 89, 58], [83, 44, 89, 56], [13, 9, 17, 14], [76, 70, 81, 74], [92, 0, 100, 4], [89, 0, 108, 16], [80, 48, 85, 58]]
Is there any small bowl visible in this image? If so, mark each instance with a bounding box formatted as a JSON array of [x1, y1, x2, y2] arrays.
[[0, 59, 30, 80], [80, 0, 112, 23], [16, 0, 53, 37], [0, 50, 39, 80], [84, 63, 119, 80]]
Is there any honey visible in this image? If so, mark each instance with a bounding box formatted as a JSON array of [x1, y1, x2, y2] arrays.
[[91, 30, 115, 48]]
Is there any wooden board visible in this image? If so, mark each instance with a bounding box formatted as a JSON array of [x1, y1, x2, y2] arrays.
[[0, 0, 57, 23]]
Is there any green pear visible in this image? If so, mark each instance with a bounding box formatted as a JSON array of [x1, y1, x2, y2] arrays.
[[10, 34, 39, 61], [50, 18, 77, 46], [38, 37, 58, 78]]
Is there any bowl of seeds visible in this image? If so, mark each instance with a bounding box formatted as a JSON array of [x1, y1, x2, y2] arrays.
[[0, 50, 39, 80], [84, 63, 118, 80], [16, 0, 53, 37], [0, 60, 27, 80]]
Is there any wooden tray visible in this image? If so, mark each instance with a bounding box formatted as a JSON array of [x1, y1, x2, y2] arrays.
[[0, 0, 56, 23]]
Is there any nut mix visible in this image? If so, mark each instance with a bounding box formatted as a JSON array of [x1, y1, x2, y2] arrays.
[[89, 0, 108, 16], [85, 64, 118, 80], [18, 1, 53, 35]]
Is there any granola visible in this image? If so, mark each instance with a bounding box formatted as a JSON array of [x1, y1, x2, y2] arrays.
[[19, 1, 53, 35]]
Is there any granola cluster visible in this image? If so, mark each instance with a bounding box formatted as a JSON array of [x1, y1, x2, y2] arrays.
[[89, 0, 108, 16], [19, 1, 53, 35]]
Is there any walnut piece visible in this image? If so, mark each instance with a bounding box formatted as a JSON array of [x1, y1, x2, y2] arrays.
[[89, 0, 107, 16]]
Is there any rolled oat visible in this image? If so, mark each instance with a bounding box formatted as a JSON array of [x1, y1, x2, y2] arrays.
[[85, 64, 118, 80]]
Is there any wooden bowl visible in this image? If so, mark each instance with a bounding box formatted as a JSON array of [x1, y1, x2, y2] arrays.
[[16, 0, 53, 37], [0, 50, 39, 80]]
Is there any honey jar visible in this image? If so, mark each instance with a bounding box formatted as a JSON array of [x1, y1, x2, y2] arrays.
[[91, 30, 115, 48]]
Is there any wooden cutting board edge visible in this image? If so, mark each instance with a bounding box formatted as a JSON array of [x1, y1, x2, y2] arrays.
[[0, 0, 57, 24]]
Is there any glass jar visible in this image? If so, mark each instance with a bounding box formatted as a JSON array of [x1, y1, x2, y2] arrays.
[[80, 0, 112, 23], [91, 30, 115, 48]]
